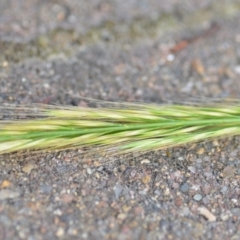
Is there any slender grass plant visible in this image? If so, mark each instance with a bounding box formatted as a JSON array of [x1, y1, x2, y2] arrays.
[[0, 100, 240, 155]]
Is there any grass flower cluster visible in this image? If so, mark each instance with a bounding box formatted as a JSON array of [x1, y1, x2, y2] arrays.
[[0, 101, 240, 155]]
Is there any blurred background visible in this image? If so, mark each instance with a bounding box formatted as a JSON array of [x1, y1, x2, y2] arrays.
[[1, 1, 240, 239], [1, 0, 240, 106]]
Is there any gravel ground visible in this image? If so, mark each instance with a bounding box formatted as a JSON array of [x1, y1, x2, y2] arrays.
[[0, 0, 240, 239]]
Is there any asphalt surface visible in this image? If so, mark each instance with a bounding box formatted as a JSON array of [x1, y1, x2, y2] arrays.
[[0, 0, 240, 239]]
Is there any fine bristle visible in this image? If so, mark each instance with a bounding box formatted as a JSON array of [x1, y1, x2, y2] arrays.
[[0, 101, 240, 155]]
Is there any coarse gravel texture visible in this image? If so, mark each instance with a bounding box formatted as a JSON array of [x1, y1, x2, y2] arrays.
[[1, 0, 240, 239]]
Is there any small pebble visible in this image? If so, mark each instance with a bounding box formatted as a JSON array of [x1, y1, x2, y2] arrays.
[[220, 186, 228, 194], [193, 194, 202, 201], [122, 205, 130, 213], [117, 213, 127, 220], [180, 183, 189, 193], [2, 61, 8, 67], [86, 167, 92, 175], [222, 166, 236, 178], [61, 194, 74, 204], [197, 148, 205, 155], [181, 206, 190, 216], [0, 180, 12, 188], [95, 172, 100, 179], [175, 196, 182, 207], [141, 159, 150, 164], [163, 188, 170, 196], [198, 207, 216, 222], [139, 189, 148, 195], [114, 183, 123, 199], [188, 166, 197, 174], [221, 213, 230, 221], [22, 163, 35, 173], [141, 175, 151, 184], [56, 227, 65, 237], [54, 209, 63, 216], [40, 185, 52, 194], [167, 54, 175, 62]]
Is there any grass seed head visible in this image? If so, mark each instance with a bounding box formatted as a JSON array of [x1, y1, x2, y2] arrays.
[[0, 101, 240, 155]]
